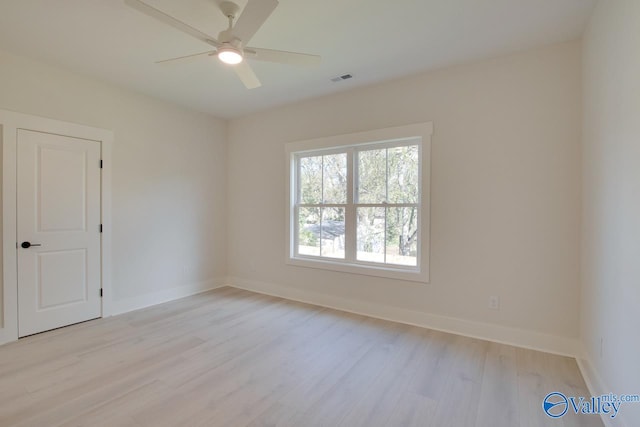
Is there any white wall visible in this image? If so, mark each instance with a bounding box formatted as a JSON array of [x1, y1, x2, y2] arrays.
[[581, 1, 640, 426], [0, 47, 227, 335], [0, 127, 3, 323], [228, 41, 583, 354]]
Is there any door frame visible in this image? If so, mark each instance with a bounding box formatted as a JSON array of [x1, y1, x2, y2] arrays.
[[0, 109, 113, 345]]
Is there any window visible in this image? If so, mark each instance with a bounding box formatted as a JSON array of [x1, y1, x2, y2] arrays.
[[286, 123, 432, 283]]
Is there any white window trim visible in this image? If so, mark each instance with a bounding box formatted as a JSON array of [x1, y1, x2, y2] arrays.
[[285, 122, 432, 283]]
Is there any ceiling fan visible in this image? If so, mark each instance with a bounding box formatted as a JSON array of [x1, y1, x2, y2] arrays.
[[124, 0, 321, 89]]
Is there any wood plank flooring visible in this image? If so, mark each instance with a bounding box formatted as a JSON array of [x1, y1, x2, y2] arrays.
[[0, 287, 603, 427]]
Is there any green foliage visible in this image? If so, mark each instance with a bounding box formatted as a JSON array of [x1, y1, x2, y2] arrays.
[[299, 229, 317, 247], [300, 154, 347, 204], [298, 144, 419, 263], [356, 145, 419, 258]]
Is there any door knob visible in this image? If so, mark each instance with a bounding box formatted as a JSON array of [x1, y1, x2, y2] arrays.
[[21, 241, 42, 249]]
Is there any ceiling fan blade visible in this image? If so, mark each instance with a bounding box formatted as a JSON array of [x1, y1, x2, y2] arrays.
[[155, 51, 216, 65], [233, 61, 261, 89], [124, 0, 219, 48], [245, 47, 321, 66], [232, 0, 278, 45]]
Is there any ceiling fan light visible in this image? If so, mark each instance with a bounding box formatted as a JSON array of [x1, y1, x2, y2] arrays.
[[218, 48, 243, 65]]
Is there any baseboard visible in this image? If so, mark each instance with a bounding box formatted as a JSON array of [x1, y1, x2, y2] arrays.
[[577, 353, 630, 427], [228, 276, 580, 358], [0, 328, 17, 347], [109, 277, 228, 316]]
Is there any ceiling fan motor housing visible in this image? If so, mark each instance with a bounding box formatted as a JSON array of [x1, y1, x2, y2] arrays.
[[218, 29, 242, 48]]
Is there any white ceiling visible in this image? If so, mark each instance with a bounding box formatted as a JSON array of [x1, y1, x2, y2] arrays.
[[0, 0, 596, 118]]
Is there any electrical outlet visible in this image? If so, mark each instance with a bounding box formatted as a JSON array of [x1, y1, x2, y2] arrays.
[[488, 296, 500, 310]]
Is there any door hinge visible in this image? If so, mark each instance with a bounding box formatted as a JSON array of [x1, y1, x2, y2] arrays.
[[99, 224, 103, 233], [100, 288, 103, 297], [100, 160, 103, 169]]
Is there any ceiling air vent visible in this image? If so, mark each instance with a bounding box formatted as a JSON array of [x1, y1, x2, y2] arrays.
[[331, 74, 353, 82]]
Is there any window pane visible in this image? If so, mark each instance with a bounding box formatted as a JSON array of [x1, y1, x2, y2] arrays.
[[320, 207, 345, 259], [357, 207, 385, 263], [357, 149, 386, 203], [388, 145, 419, 203], [386, 207, 418, 266], [299, 156, 322, 204], [298, 207, 320, 256], [323, 153, 347, 204]]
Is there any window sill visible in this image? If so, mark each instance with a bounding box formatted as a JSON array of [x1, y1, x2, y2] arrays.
[[286, 256, 429, 283]]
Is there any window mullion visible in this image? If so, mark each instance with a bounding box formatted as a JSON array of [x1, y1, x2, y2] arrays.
[[385, 148, 389, 203], [321, 155, 325, 204], [383, 206, 387, 264], [384, 149, 389, 264], [293, 205, 299, 257], [345, 148, 356, 262], [296, 154, 301, 205], [293, 156, 300, 257], [320, 155, 326, 257]]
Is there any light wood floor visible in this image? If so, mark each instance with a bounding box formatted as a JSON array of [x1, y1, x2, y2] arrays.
[[0, 286, 602, 427]]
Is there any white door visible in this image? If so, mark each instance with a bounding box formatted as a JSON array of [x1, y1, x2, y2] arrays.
[[17, 129, 102, 337]]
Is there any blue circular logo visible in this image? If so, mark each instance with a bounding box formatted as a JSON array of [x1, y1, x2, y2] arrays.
[[543, 392, 568, 418]]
